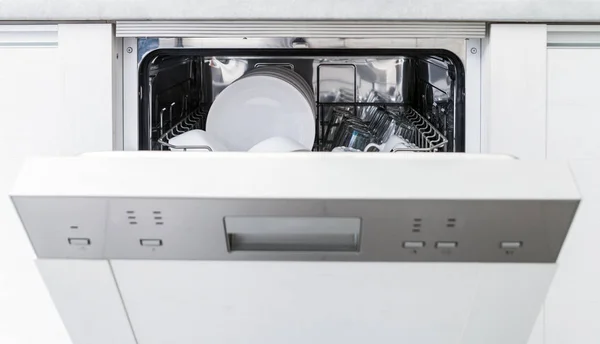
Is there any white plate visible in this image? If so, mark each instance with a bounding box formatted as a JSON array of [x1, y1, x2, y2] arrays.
[[248, 136, 310, 152], [242, 68, 315, 115], [242, 67, 316, 109], [207, 75, 315, 151]]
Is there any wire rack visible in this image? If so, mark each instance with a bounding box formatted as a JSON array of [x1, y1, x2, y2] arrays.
[[156, 61, 449, 152], [157, 108, 208, 151], [391, 106, 448, 152], [317, 101, 448, 152], [158, 102, 447, 152]]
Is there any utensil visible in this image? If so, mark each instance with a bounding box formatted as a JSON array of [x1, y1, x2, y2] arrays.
[[168, 129, 229, 152], [249, 136, 310, 152], [206, 74, 315, 151]]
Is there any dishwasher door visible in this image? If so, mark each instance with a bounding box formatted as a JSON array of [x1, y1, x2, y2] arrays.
[[11, 152, 579, 344], [11, 152, 579, 262]]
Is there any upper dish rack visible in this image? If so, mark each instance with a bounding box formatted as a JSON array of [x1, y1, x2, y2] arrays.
[[158, 103, 447, 152]]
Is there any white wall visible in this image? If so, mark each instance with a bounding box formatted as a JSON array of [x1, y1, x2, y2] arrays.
[[0, 24, 114, 344]]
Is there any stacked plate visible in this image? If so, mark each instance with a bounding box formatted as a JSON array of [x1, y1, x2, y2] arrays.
[[206, 67, 316, 151]]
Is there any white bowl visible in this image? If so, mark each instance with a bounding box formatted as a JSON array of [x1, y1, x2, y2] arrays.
[[249, 136, 310, 152], [206, 74, 315, 151], [168, 129, 228, 152]]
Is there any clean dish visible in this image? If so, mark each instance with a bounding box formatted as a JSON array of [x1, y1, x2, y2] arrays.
[[207, 75, 315, 151], [168, 129, 229, 152], [249, 136, 310, 152], [241, 67, 315, 114], [364, 135, 414, 152]]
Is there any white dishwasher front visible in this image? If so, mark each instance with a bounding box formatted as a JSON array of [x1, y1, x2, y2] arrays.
[[11, 152, 580, 344]]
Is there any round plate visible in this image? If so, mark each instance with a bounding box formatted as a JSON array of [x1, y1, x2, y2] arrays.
[[242, 68, 315, 115], [207, 75, 316, 151]]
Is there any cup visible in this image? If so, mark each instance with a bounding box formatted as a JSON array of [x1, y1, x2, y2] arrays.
[[168, 129, 228, 152], [359, 90, 390, 122], [365, 135, 415, 152], [332, 120, 373, 151], [368, 107, 400, 144], [324, 108, 361, 151], [249, 136, 310, 152]]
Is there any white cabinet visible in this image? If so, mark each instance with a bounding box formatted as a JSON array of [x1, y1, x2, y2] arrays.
[[545, 161, 600, 344], [484, 24, 552, 344], [486, 25, 600, 344], [545, 47, 600, 344], [0, 25, 67, 344], [0, 24, 115, 344], [483, 24, 548, 159], [547, 48, 600, 161]]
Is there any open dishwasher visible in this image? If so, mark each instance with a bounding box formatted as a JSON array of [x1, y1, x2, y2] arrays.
[[138, 42, 462, 153], [10, 24, 581, 344]]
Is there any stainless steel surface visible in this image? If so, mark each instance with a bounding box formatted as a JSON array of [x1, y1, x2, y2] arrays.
[[13, 196, 578, 263], [138, 37, 467, 65], [141, 38, 462, 152], [117, 20, 486, 38], [10, 152, 581, 263]]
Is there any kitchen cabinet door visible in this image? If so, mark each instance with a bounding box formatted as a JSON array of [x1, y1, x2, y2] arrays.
[[484, 25, 564, 344], [0, 24, 122, 344], [545, 47, 600, 344], [0, 25, 67, 344], [484, 24, 548, 159]]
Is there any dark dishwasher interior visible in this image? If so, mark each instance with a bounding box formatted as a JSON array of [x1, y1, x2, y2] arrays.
[[138, 49, 465, 152]]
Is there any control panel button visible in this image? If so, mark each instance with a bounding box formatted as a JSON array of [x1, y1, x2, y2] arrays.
[[403, 241, 425, 249], [501, 241, 522, 249], [140, 239, 163, 247], [435, 241, 458, 249], [68, 238, 91, 246]]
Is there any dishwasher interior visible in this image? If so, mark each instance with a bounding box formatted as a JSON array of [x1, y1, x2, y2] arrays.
[[138, 48, 465, 152]]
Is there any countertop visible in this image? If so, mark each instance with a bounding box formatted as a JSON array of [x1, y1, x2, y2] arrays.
[[0, 0, 599, 22]]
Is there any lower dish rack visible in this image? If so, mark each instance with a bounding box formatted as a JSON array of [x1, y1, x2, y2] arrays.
[[158, 104, 448, 152]]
